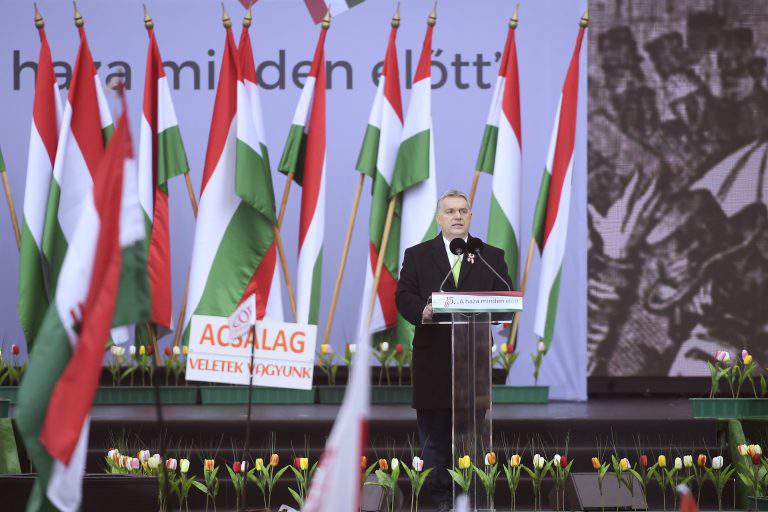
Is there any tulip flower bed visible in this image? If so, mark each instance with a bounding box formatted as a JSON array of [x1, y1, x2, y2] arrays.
[[691, 350, 768, 419], [85, 441, 765, 512]]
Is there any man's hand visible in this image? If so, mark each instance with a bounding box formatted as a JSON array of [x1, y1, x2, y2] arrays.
[[422, 303, 433, 323]]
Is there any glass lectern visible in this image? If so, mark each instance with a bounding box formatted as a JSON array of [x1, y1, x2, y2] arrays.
[[430, 291, 523, 511]]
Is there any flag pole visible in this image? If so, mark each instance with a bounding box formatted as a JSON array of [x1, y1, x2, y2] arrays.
[[508, 7, 587, 352], [468, 170, 481, 207], [183, 174, 198, 217], [272, 224, 297, 318], [507, 237, 535, 351], [322, 172, 365, 344], [276, 173, 293, 228], [0, 163, 21, 251], [367, 195, 397, 323]]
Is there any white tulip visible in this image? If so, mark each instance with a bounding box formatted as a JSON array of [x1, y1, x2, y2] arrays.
[[129, 345, 136, 355], [537, 341, 546, 353], [553, 454, 561, 466], [683, 455, 693, 468], [172, 346, 181, 356], [391, 458, 399, 470], [348, 344, 357, 354], [674, 457, 682, 470], [380, 342, 390, 352], [491, 344, 498, 353], [712, 456, 723, 469], [412, 456, 424, 472]]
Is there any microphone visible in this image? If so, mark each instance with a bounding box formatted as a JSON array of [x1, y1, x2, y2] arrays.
[[467, 236, 511, 291], [439, 238, 467, 292]]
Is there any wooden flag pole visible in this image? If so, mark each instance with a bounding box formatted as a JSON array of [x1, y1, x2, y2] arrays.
[[367, 196, 397, 324], [508, 237, 536, 351], [183, 174, 198, 217], [272, 224, 297, 319], [322, 173, 365, 345], [276, 172, 294, 228], [468, 170, 481, 208], [1, 169, 21, 251]]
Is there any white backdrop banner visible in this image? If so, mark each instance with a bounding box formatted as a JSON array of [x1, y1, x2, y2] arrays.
[[0, 0, 587, 400]]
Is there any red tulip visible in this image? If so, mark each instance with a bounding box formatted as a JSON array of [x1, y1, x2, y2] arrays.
[[752, 453, 762, 465], [164, 346, 172, 357], [11, 344, 20, 356], [560, 455, 568, 468], [147, 344, 154, 355], [294, 457, 302, 469], [639, 455, 648, 468], [233, 461, 241, 473], [395, 343, 404, 354]]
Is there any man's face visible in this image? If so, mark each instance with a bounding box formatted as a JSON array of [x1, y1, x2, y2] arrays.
[[436, 195, 472, 239]]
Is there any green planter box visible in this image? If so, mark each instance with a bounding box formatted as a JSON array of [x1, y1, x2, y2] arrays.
[[690, 398, 768, 419], [0, 387, 18, 405], [492, 385, 549, 404], [0, 399, 9, 418], [750, 496, 768, 511], [316, 386, 414, 404], [94, 386, 198, 405], [200, 386, 314, 404]]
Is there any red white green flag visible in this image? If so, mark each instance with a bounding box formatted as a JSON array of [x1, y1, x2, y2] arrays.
[[17, 96, 148, 512], [278, 23, 329, 325], [19, 19, 62, 349], [137, 21, 190, 341], [355, 20, 403, 340], [183, 20, 280, 341], [237, 18, 284, 321], [42, 24, 113, 294], [475, 20, 515, 175], [532, 24, 586, 349], [303, 0, 365, 24], [390, 17, 439, 344], [486, 19, 522, 290]]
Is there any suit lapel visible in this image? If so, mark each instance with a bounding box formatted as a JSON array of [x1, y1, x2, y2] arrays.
[[430, 234, 455, 291]]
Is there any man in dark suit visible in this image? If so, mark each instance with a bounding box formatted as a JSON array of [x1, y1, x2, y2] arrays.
[[396, 190, 512, 510]]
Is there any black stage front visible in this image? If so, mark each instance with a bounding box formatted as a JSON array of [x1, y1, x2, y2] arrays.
[[7, 399, 732, 511]]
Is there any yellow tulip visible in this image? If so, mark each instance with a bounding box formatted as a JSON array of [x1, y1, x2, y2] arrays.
[[270, 454, 279, 467], [183, 346, 189, 355], [458, 455, 471, 470], [300, 458, 309, 470], [658, 455, 667, 468], [510, 454, 521, 467], [591, 457, 601, 470], [139, 345, 146, 356], [254, 458, 264, 471], [620, 458, 630, 471]]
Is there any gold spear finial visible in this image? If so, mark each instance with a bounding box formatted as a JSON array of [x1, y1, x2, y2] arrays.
[[579, 7, 589, 28], [321, 9, 331, 29], [427, 1, 437, 26], [143, 4, 154, 30], [510, 4, 519, 29], [34, 3, 44, 29], [243, 6, 252, 28], [73, 1, 84, 27], [221, 2, 231, 28], [391, 2, 400, 28]]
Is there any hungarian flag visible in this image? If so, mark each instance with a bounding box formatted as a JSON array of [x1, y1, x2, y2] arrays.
[[137, 18, 190, 342], [354, 19, 403, 340], [182, 19, 279, 341], [278, 22, 329, 325], [486, 19, 521, 289], [19, 16, 62, 349], [303, 0, 365, 24], [475, 19, 515, 175], [237, 17, 284, 321], [16, 95, 148, 512], [303, 330, 370, 512], [41, 22, 113, 297], [532, 22, 586, 349], [390, 16, 438, 344]]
